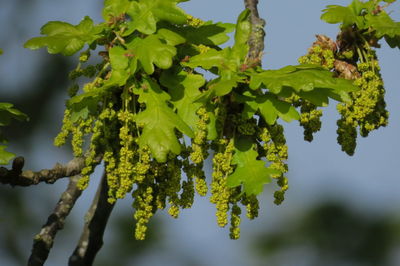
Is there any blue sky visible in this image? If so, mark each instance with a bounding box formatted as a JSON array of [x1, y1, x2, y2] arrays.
[[1, 0, 400, 265]]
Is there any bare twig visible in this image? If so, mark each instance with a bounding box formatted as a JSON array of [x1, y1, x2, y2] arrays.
[[244, 0, 266, 64], [69, 171, 115, 266], [28, 175, 83, 266], [0, 155, 102, 187]]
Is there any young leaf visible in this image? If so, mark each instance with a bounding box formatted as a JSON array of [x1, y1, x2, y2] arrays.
[[134, 77, 194, 162], [102, 0, 132, 21], [233, 9, 251, 50], [242, 92, 300, 125], [124, 0, 187, 35], [67, 88, 105, 122], [160, 67, 205, 130], [365, 11, 400, 48], [321, 4, 363, 28], [173, 21, 235, 46], [0, 145, 15, 165], [108, 46, 137, 86], [127, 35, 176, 74], [249, 65, 359, 104], [227, 137, 281, 195], [24, 16, 103, 56]]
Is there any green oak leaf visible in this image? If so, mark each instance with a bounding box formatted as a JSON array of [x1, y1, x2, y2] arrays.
[[124, 0, 187, 35], [227, 137, 281, 195], [24, 16, 103, 56], [156, 28, 186, 46], [134, 77, 194, 162], [67, 88, 105, 122], [321, 3, 365, 28], [102, 0, 132, 21], [249, 65, 358, 105], [107, 46, 137, 86], [160, 67, 218, 139], [242, 92, 300, 125], [365, 11, 400, 48], [127, 35, 176, 74], [0, 103, 29, 126], [0, 145, 15, 165], [160, 67, 204, 129], [233, 9, 251, 53], [173, 21, 235, 46]]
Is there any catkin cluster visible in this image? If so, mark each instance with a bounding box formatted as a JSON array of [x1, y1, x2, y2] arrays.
[[336, 49, 388, 155], [259, 123, 289, 205]]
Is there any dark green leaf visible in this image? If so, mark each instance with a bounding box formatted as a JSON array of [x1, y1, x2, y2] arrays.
[[67, 88, 104, 122], [157, 28, 186, 46], [0, 103, 29, 126], [172, 21, 234, 46]]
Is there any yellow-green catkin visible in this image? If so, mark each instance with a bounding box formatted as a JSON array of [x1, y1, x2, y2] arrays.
[[241, 194, 259, 220], [104, 150, 119, 204], [54, 109, 73, 147], [259, 124, 289, 205], [299, 101, 323, 142], [186, 15, 204, 27], [134, 146, 151, 183], [229, 204, 241, 239], [133, 186, 154, 240], [190, 107, 209, 164], [165, 157, 183, 218], [210, 139, 234, 227], [336, 49, 388, 155], [77, 118, 104, 190], [180, 176, 195, 209]]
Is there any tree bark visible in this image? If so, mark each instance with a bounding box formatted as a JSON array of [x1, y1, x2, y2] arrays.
[[68, 171, 115, 266], [0, 155, 101, 187], [28, 175, 83, 266], [244, 0, 266, 64]]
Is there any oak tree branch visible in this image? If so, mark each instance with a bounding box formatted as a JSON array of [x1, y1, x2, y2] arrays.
[[0, 155, 101, 187], [244, 0, 266, 64], [69, 171, 115, 266], [28, 175, 83, 266]]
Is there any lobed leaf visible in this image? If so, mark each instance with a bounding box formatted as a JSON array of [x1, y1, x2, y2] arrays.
[[160, 67, 205, 131], [227, 137, 281, 195], [365, 11, 400, 48], [124, 0, 187, 35], [249, 65, 359, 105], [134, 77, 194, 162], [127, 35, 176, 74], [24, 16, 103, 56], [241, 92, 300, 125], [102, 0, 132, 21]]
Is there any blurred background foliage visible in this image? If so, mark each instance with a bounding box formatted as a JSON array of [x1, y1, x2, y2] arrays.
[[1, 0, 400, 265]]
